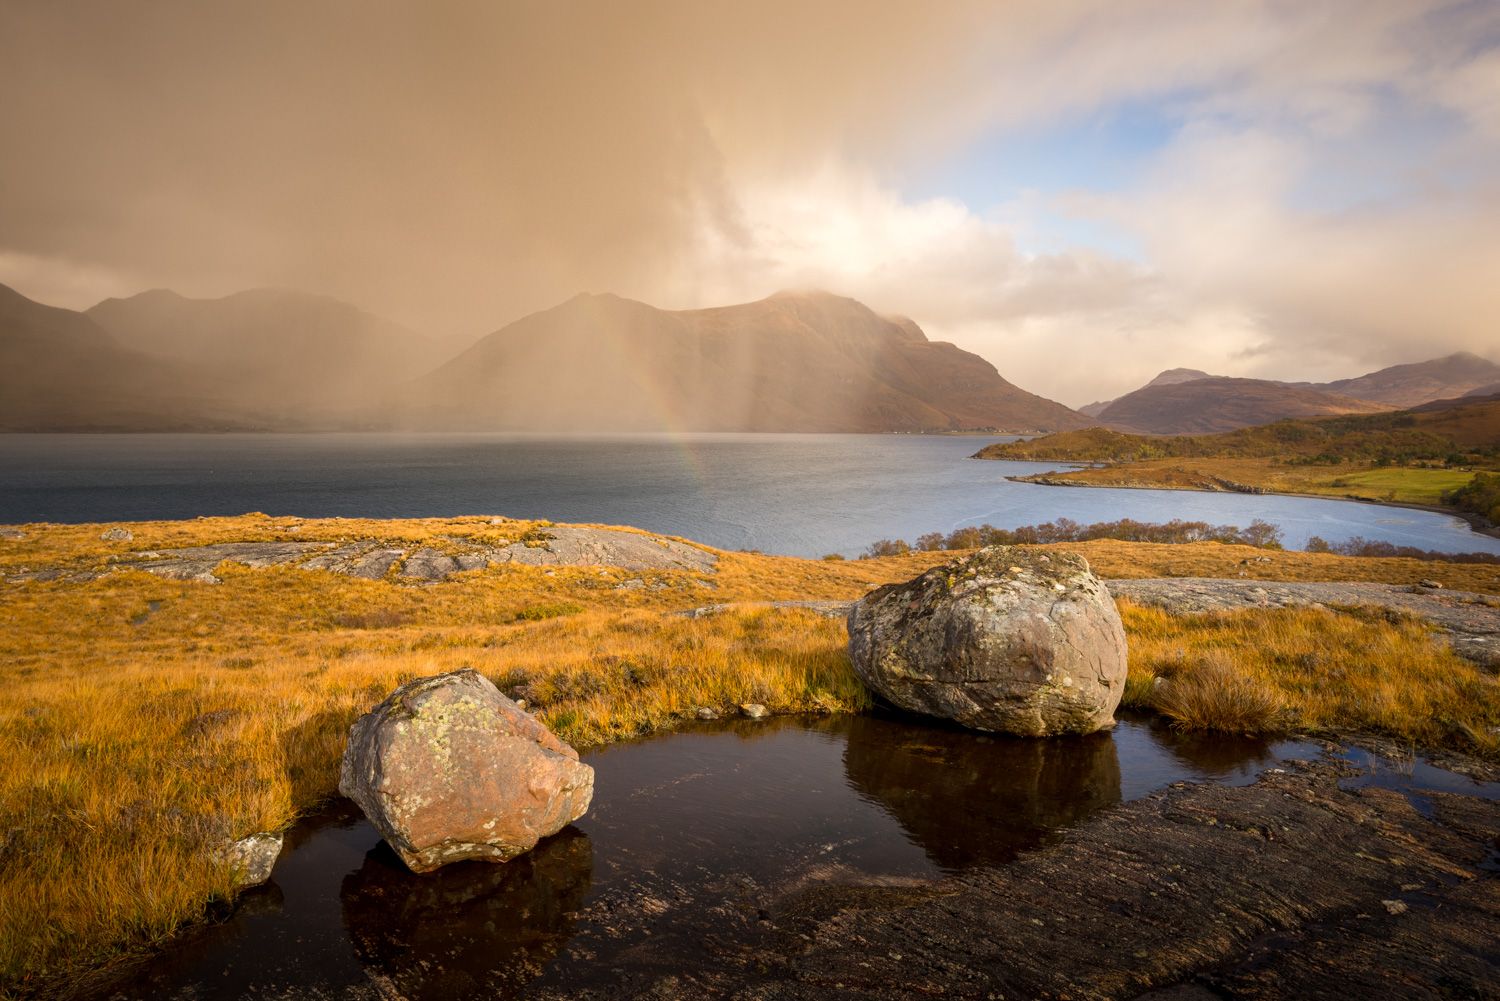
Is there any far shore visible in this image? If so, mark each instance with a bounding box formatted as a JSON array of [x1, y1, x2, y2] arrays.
[[999, 470, 1500, 542]]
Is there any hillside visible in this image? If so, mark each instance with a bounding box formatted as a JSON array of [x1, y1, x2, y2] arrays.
[[977, 398, 1500, 518], [1092, 376, 1391, 435], [88, 288, 434, 424], [978, 397, 1500, 463], [1316, 352, 1500, 408], [399, 290, 1088, 433], [0, 284, 238, 431]]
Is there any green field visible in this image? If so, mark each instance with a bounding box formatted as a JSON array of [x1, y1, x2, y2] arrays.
[[1317, 467, 1476, 505]]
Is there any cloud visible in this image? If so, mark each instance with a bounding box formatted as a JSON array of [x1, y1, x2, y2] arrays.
[[1, 1, 1497, 406]]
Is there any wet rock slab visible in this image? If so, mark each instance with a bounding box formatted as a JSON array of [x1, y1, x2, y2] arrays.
[[534, 759, 1500, 1000]]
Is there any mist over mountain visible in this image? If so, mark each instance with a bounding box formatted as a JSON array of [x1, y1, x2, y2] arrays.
[[87, 288, 437, 425], [0, 283, 237, 431], [2, 285, 1088, 433], [399, 291, 1088, 433]]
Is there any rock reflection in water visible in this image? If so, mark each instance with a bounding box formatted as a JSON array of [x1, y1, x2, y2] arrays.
[[842, 714, 1122, 871], [341, 827, 593, 1000], [102, 714, 1321, 1000]]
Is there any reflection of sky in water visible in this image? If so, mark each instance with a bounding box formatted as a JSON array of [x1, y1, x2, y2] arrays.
[[4, 433, 1496, 557], [113, 714, 1324, 1000]]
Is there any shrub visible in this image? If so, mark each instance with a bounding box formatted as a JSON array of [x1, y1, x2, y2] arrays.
[[1445, 472, 1500, 524], [1149, 651, 1288, 733]]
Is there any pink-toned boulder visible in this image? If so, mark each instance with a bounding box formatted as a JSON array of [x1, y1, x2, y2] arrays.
[[339, 669, 593, 873]]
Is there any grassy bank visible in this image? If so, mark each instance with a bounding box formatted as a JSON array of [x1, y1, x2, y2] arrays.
[[999, 454, 1491, 510], [974, 399, 1500, 524], [1120, 601, 1499, 755], [2, 515, 1499, 996]]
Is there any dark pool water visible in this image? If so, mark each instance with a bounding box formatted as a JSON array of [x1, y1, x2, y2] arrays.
[[104, 713, 1335, 1000]]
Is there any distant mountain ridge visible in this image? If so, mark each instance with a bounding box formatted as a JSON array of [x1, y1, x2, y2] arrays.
[[1313, 352, 1500, 408], [1086, 353, 1497, 435], [1079, 368, 1215, 417], [1091, 376, 1392, 435], [398, 290, 1089, 432]]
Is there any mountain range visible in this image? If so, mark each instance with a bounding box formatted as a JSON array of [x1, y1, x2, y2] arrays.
[[2, 279, 1495, 435], [0, 284, 1086, 433], [1082, 353, 1500, 435]]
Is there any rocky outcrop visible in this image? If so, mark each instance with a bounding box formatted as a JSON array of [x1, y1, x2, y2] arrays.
[[99, 527, 133, 541], [338, 669, 593, 873], [847, 547, 1127, 736], [5, 524, 717, 585]]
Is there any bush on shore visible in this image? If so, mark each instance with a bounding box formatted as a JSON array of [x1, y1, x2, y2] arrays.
[[863, 517, 1284, 559]]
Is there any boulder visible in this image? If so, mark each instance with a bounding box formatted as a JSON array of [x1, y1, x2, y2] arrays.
[[847, 546, 1127, 736], [100, 527, 133, 542], [339, 669, 593, 873]]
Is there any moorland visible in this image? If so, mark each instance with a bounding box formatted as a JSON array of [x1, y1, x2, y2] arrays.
[[3, 513, 1499, 996]]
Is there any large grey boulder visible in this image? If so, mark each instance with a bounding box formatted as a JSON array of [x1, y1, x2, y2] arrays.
[[847, 546, 1127, 736], [339, 669, 593, 873]]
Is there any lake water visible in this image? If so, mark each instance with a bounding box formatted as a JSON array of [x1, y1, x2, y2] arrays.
[[105, 713, 1330, 1000], [3, 432, 1497, 557]]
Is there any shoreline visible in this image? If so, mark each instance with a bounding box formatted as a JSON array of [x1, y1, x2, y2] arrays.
[[1004, 472, 1500, 543]]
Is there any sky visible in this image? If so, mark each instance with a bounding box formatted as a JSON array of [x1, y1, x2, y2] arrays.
[[2, 0, 1498, 407]]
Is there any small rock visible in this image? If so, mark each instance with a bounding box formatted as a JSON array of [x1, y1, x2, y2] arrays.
[[100, 527, 133, 542], [615, 578, 646, 591], [1419, 579, 1443, 589], [1382, 899, 1408, 915], [514, 698, 528, 711], [0, 528, 24, 541], [695, 707, 720, 720], [740, 703, 769, 719], [339, 669, 593, 873], [217, 832, 283, 889]]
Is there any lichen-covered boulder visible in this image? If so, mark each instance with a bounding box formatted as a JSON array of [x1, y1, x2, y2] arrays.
[[847, 546, 1127, 736], [339, 669, 593, 873]]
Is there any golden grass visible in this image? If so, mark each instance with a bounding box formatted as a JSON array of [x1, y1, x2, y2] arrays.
[[0, 591, 859, 993], [1120, 601, 1500, 755], [2, 515, 1498, 996]]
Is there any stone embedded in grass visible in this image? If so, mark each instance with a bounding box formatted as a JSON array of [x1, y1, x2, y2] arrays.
[[740, 703, 769, 719], [339, 669, 593, 874], [847, 545, 1127, 736], [695, 706, 720, 720], [217, 831, 282, 889], [99, 527, 133, 542]]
